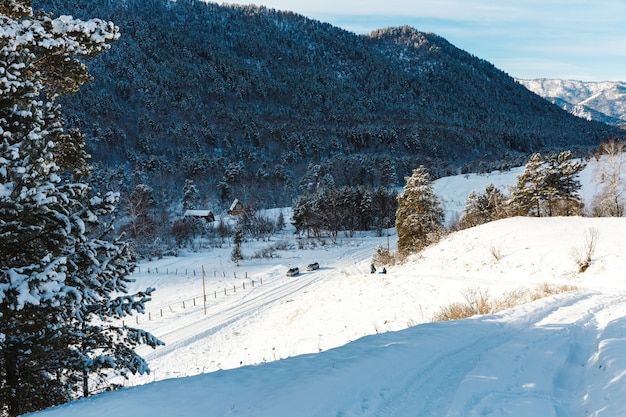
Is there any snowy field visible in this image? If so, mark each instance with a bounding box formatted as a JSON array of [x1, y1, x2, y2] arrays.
[[28, 161, 626, 417]]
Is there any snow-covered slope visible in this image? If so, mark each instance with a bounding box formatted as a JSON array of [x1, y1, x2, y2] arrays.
[[518, 78, 626, 125], [27, 156, 626, 417], [28, 215, 626, 417]]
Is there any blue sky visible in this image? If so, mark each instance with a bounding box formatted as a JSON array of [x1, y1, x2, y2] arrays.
[[246, 1, 626, 81]]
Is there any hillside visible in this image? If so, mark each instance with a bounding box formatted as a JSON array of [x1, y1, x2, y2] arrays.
[[519, 78, 626, 126], [34, 0, 622, 210], [28, 214, 626, 417]]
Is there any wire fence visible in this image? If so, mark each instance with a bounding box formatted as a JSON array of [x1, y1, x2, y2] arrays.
[[124, 267, 265, 325], [135, 265, 255, 280]]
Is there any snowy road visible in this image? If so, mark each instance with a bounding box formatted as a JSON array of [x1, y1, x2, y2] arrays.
[[36, 289, 626, 417]]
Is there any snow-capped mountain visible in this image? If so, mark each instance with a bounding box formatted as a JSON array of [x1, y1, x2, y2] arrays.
[[518, 78, 626, 126]]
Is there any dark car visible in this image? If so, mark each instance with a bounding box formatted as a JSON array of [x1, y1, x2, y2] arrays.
[[306, 262, 320, 271], [286, 267, 300, 277]]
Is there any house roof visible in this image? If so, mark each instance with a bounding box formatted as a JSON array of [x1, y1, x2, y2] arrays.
[[229, 198, 241, 211], [184, 210, 214, 217]]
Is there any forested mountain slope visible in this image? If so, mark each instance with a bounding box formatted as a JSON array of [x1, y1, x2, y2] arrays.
[[35, 0, 622, 210]]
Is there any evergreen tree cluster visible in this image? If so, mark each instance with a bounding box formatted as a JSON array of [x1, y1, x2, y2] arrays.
[[0, 2, 161, 415], [394, 151, 586, 256], [458, 185, 507, 229], [509, 151, 584, 217], [458, 151, 586, 230], [292, 186, 397, 241]]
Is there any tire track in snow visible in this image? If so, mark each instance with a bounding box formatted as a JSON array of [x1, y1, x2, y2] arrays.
[[140, 266, 336, 361], [368, 321, 511, 417], [366, 292, 602, 417]]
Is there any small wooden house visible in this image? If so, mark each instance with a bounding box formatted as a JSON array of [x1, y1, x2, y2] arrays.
[[228, 198, 244, 216], [183, 209, 215, 222]]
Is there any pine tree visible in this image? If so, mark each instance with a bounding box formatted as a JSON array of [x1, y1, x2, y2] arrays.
[[0, 2, 162, 415], [509, 152, 584, 218], [231, 225, 244, 264], [548, 151, 584, 216], [509, 153, 545, 216], [459, 184, 506, 229], [182, 178, 199, 211], [395, 166, 445, 254], [380, 156, 397, 188]]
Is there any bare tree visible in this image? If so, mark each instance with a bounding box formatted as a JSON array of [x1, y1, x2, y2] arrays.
[[591, 140, 626, 217], [121, 184, 157, 240]]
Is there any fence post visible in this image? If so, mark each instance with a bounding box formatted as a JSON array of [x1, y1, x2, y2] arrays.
[[202, 265, 207, 316], [243, 282, 246, 290]]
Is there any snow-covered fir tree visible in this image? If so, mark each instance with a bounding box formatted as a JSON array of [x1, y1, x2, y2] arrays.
[[458, 184, 507, 229], [509, 152, 584, 217], [0, 2, 162, 415], [231, 225, 244, 264], [509, 153, 545, 216], [544, 151, 584, 216], [395, 166, 445, 254], [182, 178, 199, 211]]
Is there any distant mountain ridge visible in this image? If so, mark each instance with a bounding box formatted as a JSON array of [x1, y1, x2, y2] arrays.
[[518, 79, 626, 127], [33, 0, 623, 209]]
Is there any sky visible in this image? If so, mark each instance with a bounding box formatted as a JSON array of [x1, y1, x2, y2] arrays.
[[29, 160, 626, 417], [237, 0, 626, 82]]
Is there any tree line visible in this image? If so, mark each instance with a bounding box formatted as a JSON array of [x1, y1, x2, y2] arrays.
[[292, 186, 397, 241], [392, 145, 626, 257]]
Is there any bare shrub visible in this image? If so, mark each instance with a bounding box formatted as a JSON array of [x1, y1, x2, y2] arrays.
[[431, 302, 475, 322], [431, 287, 492, 321], [496, 283, 579, 310], [571, 227, 599, 273], [372, 244, 402, 267], [531, 282, 579, 299], [489, 245, 503, 261], [433, 283, 579, 322], [251, 240, 293, 259]]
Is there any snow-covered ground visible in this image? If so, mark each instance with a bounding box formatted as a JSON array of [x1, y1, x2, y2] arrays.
[[28, 162, 626, 417]]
